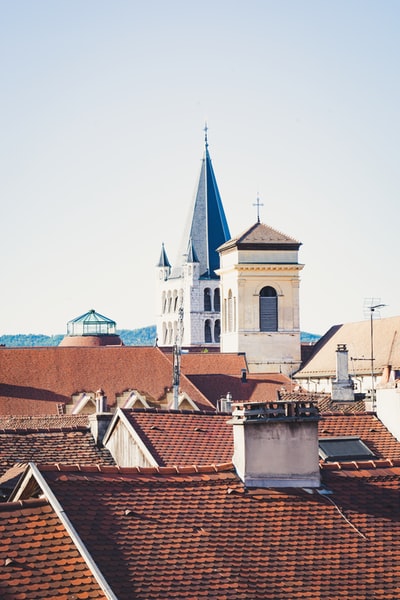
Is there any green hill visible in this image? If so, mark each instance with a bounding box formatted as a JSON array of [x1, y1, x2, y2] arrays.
[[0, 326, 319, 347]]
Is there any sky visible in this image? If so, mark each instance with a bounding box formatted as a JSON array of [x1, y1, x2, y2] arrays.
[[1, 0, 399, 336]]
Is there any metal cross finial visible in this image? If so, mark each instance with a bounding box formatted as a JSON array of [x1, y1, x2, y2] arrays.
[[253, 196, 264, 223], [204, 122, 208, 148]]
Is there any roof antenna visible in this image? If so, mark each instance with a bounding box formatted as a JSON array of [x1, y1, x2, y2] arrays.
[[253, 195, 264, 223], [204, 122, 208, 149]]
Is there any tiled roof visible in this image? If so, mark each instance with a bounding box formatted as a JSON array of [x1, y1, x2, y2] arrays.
[[0, 346, 213, 414], [16, 461, 400, 599], [0, 416, 115, 478], [218, 221, 301, 252], [295, 316, 400, 377], [0, 497, 107, 599], [114, 407, 400, 467], [187, 372, 291, 406], [0, 414, 89, 429], [178, 351, 248, 375], [119, 409, 233, 466], [319, 414, 400, 461]]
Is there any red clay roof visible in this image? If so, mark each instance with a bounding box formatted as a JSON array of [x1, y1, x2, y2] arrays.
[[115, 408, 400, 466], [17, 461, 400, 599], [0, 346, 213, 414], [0, 416, 115, 477], [187, 372, 291, 406], [119, 409, 233, 466], [0, 497, 107, 599]]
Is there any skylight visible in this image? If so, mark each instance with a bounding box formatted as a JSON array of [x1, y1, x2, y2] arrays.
[[319, 436, 375, 462]]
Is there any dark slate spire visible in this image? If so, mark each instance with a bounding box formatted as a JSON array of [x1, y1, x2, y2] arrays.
[[175, 127, 230, 279], [157, 243, 171, 268], [186, 237, 199, 263]]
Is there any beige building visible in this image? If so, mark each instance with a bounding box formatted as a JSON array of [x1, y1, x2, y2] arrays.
[[217, 221, 303, 375]]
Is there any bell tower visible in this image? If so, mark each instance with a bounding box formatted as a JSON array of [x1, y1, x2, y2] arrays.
[[217, 217, 303, 375], [156, 128, 230, 348]]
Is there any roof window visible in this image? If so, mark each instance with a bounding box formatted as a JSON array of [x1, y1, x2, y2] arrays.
[[319, 436, 375, 462]]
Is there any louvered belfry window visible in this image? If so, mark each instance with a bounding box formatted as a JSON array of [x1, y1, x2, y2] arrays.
[[260, 286, 278, 331]]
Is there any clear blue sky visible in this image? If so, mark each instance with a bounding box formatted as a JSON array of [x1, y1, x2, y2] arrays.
[[1, 0, 399, 335]]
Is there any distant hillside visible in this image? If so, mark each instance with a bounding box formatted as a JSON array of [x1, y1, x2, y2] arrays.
[[0, 326, 319, 347]]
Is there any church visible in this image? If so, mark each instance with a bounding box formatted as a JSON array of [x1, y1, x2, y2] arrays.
[[156, 128, 303, 376]]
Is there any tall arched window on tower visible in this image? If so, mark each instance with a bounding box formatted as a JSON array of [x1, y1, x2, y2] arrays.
[[204, 319, 212, 343], [204, 288, 211, 311], [214, 319, 221, 343], [260, 286, 278, 331], [214, 288, 220, 312]]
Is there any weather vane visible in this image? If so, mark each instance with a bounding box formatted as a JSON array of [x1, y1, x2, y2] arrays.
[[253, 195, 264, 223]]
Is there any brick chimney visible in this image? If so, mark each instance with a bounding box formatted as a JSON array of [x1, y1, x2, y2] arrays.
[[231, 399, 320, 488]]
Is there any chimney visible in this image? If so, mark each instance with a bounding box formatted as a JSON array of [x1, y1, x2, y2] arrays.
[[230, 399, 320, 488], [218, 392, 232, 413], [88, 388, 113, 446], [331, 344, 355, 402]]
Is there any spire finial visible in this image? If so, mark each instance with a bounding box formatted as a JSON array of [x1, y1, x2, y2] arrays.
[[253, 195, 264, 223], [204, 122, 208, 149]]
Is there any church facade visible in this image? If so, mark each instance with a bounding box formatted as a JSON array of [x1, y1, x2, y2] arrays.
[[156, 130, 303, 375]]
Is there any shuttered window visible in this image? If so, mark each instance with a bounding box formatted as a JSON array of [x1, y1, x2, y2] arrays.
[[260, 286, 278, 331]]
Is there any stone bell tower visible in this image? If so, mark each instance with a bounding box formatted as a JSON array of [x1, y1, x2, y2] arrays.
[[217, 217, 303, 375]]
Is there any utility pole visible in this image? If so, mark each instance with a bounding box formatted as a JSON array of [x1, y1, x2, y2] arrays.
[[369, 302, 386, 410], [172, 305, 184, 410]]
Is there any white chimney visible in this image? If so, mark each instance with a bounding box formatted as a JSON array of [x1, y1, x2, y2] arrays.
[[231, 399, 320, 488], [331, 344, 355, 402]]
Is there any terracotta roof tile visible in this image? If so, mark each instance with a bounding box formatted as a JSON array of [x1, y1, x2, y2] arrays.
[[0, 498, 106, 598], [118, 408, 400, 467], [120, 409, 233, 466], [23, 462, 400, 599], [0, 346, 214, 414], [0, 417, 116, 480]]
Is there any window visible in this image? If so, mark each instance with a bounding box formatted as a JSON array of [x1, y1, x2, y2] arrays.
[[214, 288, 220, 312], [204, 288, 211, 311], [260, 286, 278, 331], [214, 319, 221, 343], [319, 437, 375, 462], [205, 319, 212, 343]]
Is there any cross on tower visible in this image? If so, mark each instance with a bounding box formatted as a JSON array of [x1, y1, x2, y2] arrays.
[[253, 196, 264, 223], [204, 122, 208, 148]]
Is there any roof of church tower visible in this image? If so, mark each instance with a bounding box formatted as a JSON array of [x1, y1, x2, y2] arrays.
[[157, 243, 171, 268], [218, 221, 301, 253], [173, 128, 230, 279]]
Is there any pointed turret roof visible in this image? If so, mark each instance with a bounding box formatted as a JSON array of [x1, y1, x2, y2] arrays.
[[174, 128, 230, 278], [218, 221, 301, 253], [186, 237, 199, 263], [157, 243, 171, 268]]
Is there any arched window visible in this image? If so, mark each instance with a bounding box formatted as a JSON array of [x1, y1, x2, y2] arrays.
[[204, 319, 212, 343], [204, 288, 211, 311], [260, 286, 278, 331], [214, 288, 220, 312], [214, 319, 221, 343], [162, 292, 167, 314]]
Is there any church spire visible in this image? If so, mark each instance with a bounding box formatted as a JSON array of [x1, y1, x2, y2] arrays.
[[176, 127, 230, 278]]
